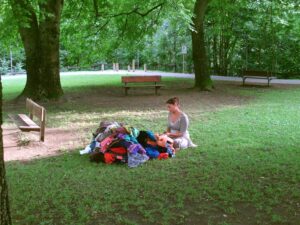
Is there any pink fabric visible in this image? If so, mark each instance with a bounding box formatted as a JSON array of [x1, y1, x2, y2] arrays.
[[100, 136, 115, 152]]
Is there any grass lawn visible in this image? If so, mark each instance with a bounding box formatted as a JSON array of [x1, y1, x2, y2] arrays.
[[3, 75, 300, 225]]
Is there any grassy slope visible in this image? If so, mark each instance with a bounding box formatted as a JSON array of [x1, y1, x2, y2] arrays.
[[3, 75, 300, 225]]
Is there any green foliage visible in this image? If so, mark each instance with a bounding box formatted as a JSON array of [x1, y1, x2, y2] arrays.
[[0, 0, 24, 74], [204, 0, 300, 77], [0, 58, 9, 75], [1, 0, 299, 77], [60, 0, 172, 68], [139, 18, 193, 72]]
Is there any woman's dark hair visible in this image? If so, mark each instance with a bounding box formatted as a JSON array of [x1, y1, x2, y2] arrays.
[[166, 97, 179, 105]]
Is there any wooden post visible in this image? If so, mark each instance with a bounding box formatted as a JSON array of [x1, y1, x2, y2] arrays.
[[144, 64, 147, 72], [132, 60, 135, 72], [10, 48, 13, 74], [101, 64, 104, 71], [182, 54, 185, 73], [40, 109, 46, 142]]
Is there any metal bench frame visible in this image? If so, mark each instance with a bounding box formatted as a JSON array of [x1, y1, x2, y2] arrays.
[[242, 70, 276, 86]]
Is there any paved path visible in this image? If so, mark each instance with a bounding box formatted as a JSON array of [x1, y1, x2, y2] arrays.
[[2, 70, 300, 85]]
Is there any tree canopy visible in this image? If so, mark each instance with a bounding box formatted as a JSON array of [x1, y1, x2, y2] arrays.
[[0, 0, 299, 93]]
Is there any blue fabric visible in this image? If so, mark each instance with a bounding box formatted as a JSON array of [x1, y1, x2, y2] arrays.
[[118, 139, 132, 149], [128, 153, 149, 168], [146, 130, 156, 141], [127, 144, 146, 155], [145, 146, 160, 159], [166, 144, 175, 157], [130, 127, 140, 138], [89, 140, 97, 151], [123, 134, 139, 144]]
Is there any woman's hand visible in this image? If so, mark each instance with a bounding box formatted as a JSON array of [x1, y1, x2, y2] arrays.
[[166, 131, 182, 138], [165, 132, 172, 137]]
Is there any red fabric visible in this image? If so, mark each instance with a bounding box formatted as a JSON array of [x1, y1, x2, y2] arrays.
[[110, 147, 127, 155], [103, 147, 127, 164], [158, 153, 169, 160], [104, 153, 115, 164]]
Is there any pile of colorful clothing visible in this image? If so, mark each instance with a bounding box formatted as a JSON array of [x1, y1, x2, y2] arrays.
[[80, 121, 175, 168]]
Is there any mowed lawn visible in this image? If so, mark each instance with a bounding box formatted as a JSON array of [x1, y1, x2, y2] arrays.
[[2, 75, 300, 225]]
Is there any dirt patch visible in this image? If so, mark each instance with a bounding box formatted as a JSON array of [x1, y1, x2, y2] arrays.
[[53, 81, 254, 113], [3, 125, 85, 162]]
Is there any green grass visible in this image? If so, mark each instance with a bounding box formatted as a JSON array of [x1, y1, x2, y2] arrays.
[[2, 75, 122, 101], [2, 75, 191, 101], [3, 75, 300, 225]]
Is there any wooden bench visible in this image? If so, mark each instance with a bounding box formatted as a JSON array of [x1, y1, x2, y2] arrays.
[[9, 98, 46, 141], [121, 75, 164, 95], [242, 70, 275, 86]]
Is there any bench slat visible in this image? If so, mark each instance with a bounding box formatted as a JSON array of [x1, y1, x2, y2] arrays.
[[243, 76, 274, 79], [26, 99, 44, 119], [124, 84, 164, 88], [122, 76, 161, 83], [19, 126, 41, 132], [9, 99, 46, 141], [9, 114, 41, 132], [8, 114, 27, 128], [242, 70, 271, 77], [121, 76, 163, 95], [18, 114, 40, 127]]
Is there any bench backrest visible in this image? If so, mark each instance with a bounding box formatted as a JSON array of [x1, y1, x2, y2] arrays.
[[26, 98, 46, 123], [122, 76, 161, 83], [242, 70, 272, 77]]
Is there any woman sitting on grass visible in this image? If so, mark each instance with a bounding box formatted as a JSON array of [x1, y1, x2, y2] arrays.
[[165, 97, 197, 150]]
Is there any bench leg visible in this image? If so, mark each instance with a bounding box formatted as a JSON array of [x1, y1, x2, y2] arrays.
[[242, 77, 246, 86], [40, 133, 44, 142], [155, 86, 162, 95], [125, 87, 129, 96], [40, 125, 45, 142]]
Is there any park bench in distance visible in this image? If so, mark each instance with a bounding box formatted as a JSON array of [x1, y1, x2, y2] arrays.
[[9, 98, 46, 142], [121, 75, 164, 95], [242, 70, 275, 86]]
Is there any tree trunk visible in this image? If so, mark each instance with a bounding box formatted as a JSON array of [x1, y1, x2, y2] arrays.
[[192, 0, 213, 90], [0, 77, 12, 225], [11, 0, 64, 100]]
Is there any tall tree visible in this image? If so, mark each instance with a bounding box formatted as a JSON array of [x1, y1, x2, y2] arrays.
[[7, 0, 167, 100], [192, 0, 213, 90], [0, 76, 12, 224], [10, 0, 64, 100]]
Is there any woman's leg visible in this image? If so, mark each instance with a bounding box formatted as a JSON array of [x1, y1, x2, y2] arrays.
[[173, 137, 189, 150]]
